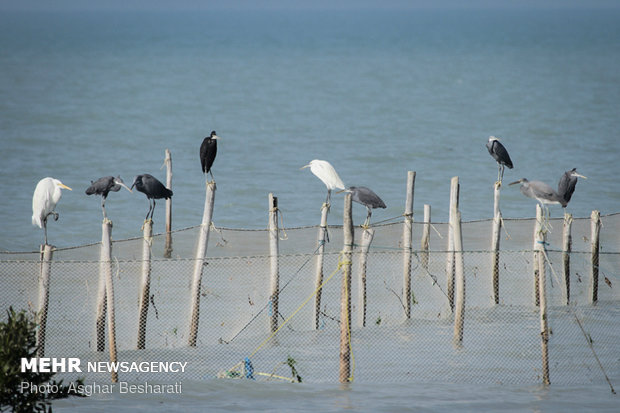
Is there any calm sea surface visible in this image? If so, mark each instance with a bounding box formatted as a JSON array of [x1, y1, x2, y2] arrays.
[[1, 8, 620, 411]]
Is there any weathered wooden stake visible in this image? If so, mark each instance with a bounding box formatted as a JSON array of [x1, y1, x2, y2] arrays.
[[402, 171, 416, 319], [535, 205, 550, 385], [137, 219, 152, 349], [268, 193, 280, 333], [590, 210, 601, 304], [357, 228, 374, 328], [562, 212, 573, 305], [532, 207, 543, 306], [164, 149, 173, 258], [36, 244, 53, 357], [312, 203, 329, 330], [188, 181, 216, 346], [421, 204, 431, 272], [339, 193, 354, 383], [446, 176, 459, 311], [102, 221, 118, 382], [453, 211, 465, 346], [96, 219, 113, 351], [491, 183, 502, 304]]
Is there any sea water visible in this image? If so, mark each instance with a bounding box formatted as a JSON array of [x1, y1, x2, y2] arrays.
[[1, 7, 619, 411]]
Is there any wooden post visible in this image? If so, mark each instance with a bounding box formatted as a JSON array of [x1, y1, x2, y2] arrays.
[[268, 193, 280, 333], [137, 219, 152, 349], [590, 210, 601, 304], [188, 181, 216, 346], [339, 193, 354, 383], [535, 205, 550, 385], [312, 204, 329, 330], [102, 221, 118, 382], [96, 219, 113, 351], [446, 177, 459, 311], [36, 244, 53, 357], [562, 212, 573, 305], [357, 228, 374, 328], [421, 204, 431, 272], [532, 207, 543, 306], [402, 171, 415, 319], [453, 211, 465, 346], [491, 183, 502, 304], [164, 149, 173, 258]]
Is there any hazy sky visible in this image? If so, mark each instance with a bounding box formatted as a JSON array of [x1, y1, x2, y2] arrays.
[[1, 0, 619, 11]]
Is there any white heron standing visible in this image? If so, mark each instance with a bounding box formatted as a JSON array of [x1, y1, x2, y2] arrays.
[[301, 160, 345, 206], [32, 177, 72, 245]]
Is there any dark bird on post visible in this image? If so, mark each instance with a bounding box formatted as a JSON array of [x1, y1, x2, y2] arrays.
[[557, 168, 587, 207], [32, 177, 72, 245], [339, 186, 386, 227], [131, 174, 173, 221], [486, 136, 513, 184], [85, 175, 132, 219], [200, 131, 220, 182]]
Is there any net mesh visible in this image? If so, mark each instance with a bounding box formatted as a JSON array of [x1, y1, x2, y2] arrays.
[[1, 213, 619, 387]]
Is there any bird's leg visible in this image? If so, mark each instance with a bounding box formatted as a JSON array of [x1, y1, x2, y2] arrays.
[[209, 170, 215, 184], [151, 199, 157, 221], [362, 207, 372, 229], [145, 200, 152, 222], [43, 219, 48, 246], [101, 197, 107, 220]]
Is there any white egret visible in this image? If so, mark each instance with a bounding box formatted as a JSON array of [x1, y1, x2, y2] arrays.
[[300, 160, 345, 205], [32, 177, 72, 245]]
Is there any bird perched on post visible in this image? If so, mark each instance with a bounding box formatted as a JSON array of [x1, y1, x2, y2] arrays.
[[85, 176, 132, 219], [338, 186, 386, 227], [131, 174, 173, 221], [509, 178, 566, 222], [200, 131, 220, 182], [32, 177, 72, 245], [300, 160, 345, 206], [557, 168, 587, 208], [486, 136, 513, 185]]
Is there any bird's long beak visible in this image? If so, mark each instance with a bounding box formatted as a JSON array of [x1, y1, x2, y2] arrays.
[[336, 189, 352, 194], [59, 183, 72, 191], [300, 164, 310, 170], [575, 173, 587, 179], [508, 180, 521, 186], [212, 134, 220, 140], [120, 182, 133, 193]]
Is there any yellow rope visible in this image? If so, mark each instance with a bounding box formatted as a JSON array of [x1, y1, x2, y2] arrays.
[[247, 254, 351, 360]]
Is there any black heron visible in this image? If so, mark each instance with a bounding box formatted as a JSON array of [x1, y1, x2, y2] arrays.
[[486, 136, 514, 184], [32, 177, 72, 245], [339, 186, 387, 227], [557, 168, 587, 207], [200, 131, 220, 182], [131, 174, 173, 221], [85, 175, 132, 219]]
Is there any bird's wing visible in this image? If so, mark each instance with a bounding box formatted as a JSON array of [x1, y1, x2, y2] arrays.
[[558, 173, 577, 203], [492, 141, 513, 168], [200, 139, 208, 173]]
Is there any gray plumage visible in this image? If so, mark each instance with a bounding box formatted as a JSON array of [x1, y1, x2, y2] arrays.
[[486, 136, 513, 183], [557, 168, 586, 206], [131, 174, 173, 221], [345, 186, 386, 226], [510, 178, 566, 208], [86, 176, 132, 219]]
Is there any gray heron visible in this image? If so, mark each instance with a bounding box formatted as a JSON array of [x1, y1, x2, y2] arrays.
[[85, 175, 132, 219], [131, 174, 173, 221], [338, 186, 386, 227]]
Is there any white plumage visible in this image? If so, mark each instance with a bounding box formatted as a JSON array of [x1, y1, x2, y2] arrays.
[[301, 159, 345, 205], [32, 177, 72, 244]]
